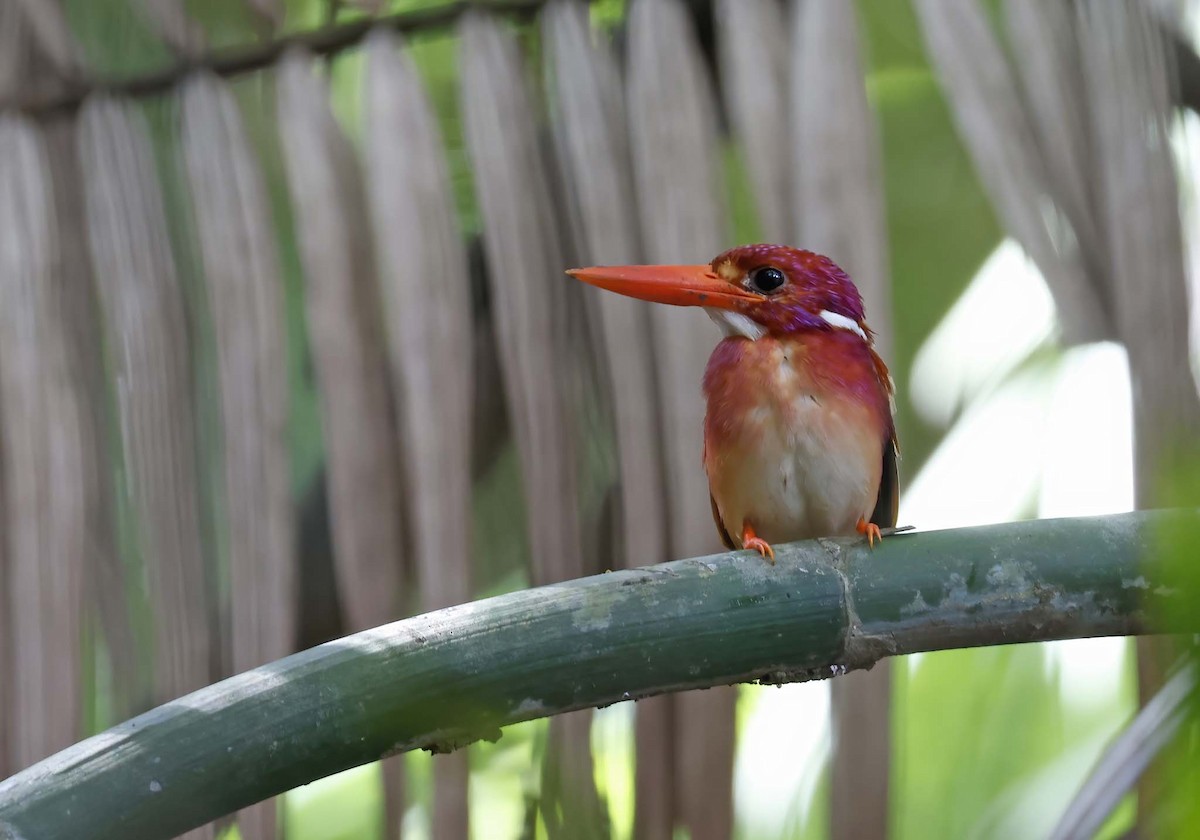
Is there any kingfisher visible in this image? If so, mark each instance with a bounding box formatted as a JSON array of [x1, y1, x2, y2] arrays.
[[568, 244, 897, 563]]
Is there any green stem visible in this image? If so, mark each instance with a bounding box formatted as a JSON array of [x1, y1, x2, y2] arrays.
[[1, 511, 1195, 840]]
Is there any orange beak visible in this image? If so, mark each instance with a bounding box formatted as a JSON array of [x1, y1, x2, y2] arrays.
[[567, 264, 760, 310]]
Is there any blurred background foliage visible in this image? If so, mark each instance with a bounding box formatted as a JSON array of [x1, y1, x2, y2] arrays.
[[10, 0, 1200, 837]]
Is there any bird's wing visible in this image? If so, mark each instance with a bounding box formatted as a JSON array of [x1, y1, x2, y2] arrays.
[[710, 492, 736, 550], [867, 346, 899, 530], [869, 436, 899, 529]]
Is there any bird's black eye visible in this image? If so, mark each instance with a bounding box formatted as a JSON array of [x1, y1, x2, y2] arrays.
[[748, 266, 786, 294]]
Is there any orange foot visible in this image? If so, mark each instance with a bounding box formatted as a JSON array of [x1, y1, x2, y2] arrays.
[[742, 521, 775, 564], [856, 516, 883, 548]]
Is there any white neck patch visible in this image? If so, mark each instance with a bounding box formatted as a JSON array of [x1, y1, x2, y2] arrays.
[[705, 307, 868, 343], [820, 309, 869, 342], [706, 309, 766, 341]]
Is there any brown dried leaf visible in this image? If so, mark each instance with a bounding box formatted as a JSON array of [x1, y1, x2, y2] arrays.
[[276, 52, 405, 631], [716, 0, 789, 243], [243, 0, 285, 31], [0, 116, 87, 770], [11, 0, 84, 82], [181, 72, 295, 668], [363, 28, 472, 613], [790, 0, 892, 355], [459, 12, 586, 585], [77, 97, 215, 711], [1005, 0, 1099, 257], [541, 0, 667, 572], [134, 0, 208, 58], [0, 1, 30, 102], [913, 0, 1110, 343], [42, 114, 139, 720], [1079, 1, 1200, 500]]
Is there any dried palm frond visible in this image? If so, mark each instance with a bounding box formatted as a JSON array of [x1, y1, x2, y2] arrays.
[[133, 0, 207, 58], [79, 97, 216, 840], [1079, 0, 1200, 489], [716, 0, 789, 243], [42, 114, 138, 721], [914, 0, 1112, 344], [11, 0, 83, 83], [0, 115, 88, 772], [276, 51, 404, 633]]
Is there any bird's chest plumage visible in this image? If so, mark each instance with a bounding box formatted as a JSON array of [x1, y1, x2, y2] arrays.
[[702, 333, 889, 545]]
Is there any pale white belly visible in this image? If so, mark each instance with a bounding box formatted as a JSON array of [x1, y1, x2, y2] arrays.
[[707, 392, 882, 546]]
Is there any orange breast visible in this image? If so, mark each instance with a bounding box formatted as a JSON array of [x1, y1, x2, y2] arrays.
[[702, 332, 892, 546]]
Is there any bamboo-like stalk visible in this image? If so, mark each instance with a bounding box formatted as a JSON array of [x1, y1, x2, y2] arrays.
[[0, 511, 1192, 840]]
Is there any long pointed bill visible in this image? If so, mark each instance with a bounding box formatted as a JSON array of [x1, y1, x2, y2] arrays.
[[567, 264, 760, 310]]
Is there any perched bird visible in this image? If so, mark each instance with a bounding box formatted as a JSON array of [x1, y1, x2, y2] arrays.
[[568, 244, 897, 562]]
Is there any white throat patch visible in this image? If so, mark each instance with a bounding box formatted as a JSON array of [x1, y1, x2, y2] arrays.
[[706, 309, 766, 341], [819, 309, 869, 342]]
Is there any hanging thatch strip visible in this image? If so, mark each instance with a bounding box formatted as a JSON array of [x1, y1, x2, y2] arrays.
[[1078, 2, 1200, 500], [625, 2, 734, 839], [180, 72, 296, 840], [180, 72, 296, 673], [459, 12, 607, 837], [459, 11, 585, 586], [716, 0, 789, 243], [276, 49, 405, 632], [0, 116, 87, 772], [790, 0, 891, 354], [362, 28, 474, 840], [363, 28, 472, 616], [10, 0, 83, 83], [77, 97, 214, 707], [1005, 0, 1102, 271], [42, 115, 139, 722], [132, 0, 208, 58], [542, 0, 666, 571], [242, 0, 285, 31], [913, 0, 1112, 344], [0, 2, 27, 104]]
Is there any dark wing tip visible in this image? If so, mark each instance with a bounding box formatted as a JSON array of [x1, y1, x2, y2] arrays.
[[869, 438, 900, 529], [710, 493, 737, 550]]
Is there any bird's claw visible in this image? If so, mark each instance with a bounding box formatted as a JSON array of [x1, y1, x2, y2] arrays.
[[744, 536, 776, 564], [856, 517, 883, 548], [741, 521, 775, 564]]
